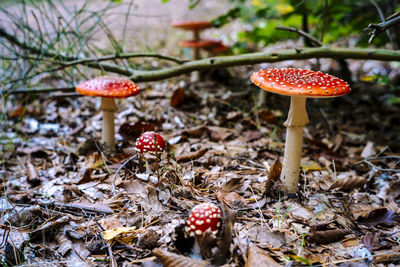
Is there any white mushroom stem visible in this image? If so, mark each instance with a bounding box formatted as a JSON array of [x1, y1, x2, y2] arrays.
[[280, 96, 309, 194], [191, 30, 201, 82], [100, 97, 118, 147]]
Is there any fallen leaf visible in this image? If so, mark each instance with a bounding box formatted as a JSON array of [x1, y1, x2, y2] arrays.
[[99, 217, 123, 230], [207, 126, 233, 141], [170, 88, 186, 108], [242, 130, 263, 142], [249, 228, 286, 250], [103, 226, 140, 244], [118, 121, 155, 142], [258, 109, 279, 124], [175, 148, 208, 163], [265, 160, 282, 193], [374, 247, 400, 263], [361, 141, 375, 158], [245, 244, 280, 267], [183, 125, 207, 138], [361, 232, 381, 251], [329, 173, 367, 191], [152, 248, 209, 267], [357, 208, 399, 226], [307, 229, 350, 244], [300, 158, 322, 171], [218, 191, 247, 208]]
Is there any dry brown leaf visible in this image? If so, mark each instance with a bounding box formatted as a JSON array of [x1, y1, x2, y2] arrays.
[[207, 126, 234, 141], [152, 248, 209, 267], [265, 160, 282, 193], [175, 148, 208, 163], [357, 208, 399, 226], [374, 247, 400, 263], [258, 109, 279, 124], [242, 130, 262, 142], [118, 121, 155, 142], [99, 217, 123, 230], [245, 244, 280, 267], [307, 229, 350, 244], [222, 191, 247, 207], [249, 228, 286, 250], [183, 125, 207, 138], [26, 160, 39, 184], [329, 172, 367, 191], [170, 88, 186, 108], [361, 232, 381, 251]]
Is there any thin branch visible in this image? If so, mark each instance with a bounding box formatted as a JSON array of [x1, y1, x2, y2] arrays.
[[366, 0, 399, 46], [61, 52, 187, 66], [7, 47, 400, 95], [275, 26, 322, 47], [366, 16, 400, 43]]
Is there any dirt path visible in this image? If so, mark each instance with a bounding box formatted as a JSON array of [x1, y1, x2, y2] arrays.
[[2, 0, 241, 55]]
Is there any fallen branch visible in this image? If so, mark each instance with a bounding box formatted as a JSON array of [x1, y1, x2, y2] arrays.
[[7, 47, 400, 94]]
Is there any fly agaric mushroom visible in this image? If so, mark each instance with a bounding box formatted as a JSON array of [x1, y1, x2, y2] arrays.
[[135, 131, 166, 153], [135, 131, 166, 176], [185, 202, 222, 259], [76, 76, 140, 148], [251, 68, 351, 194], [172, 20, 213, 59], [173, 20, 214, 82]]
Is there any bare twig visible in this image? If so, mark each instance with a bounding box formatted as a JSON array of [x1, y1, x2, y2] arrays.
[[276, 26, 322, 47], [112, 154, 139, 195], [366, 0, 399, 46]]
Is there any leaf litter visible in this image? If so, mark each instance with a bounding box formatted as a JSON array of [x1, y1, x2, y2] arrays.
[[1, 37, 400, 267]]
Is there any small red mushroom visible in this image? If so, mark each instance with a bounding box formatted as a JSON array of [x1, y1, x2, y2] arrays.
[[186, 202, 221, 237], [135, 131, 166, 153], [135, 131, 166, 176], [185, 202, 222, 259], [75, 76, 140, 148]]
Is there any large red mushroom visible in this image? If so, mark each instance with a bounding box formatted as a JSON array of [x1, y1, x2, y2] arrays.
[[76, 76, 140, 148], [251, 68, 351, 194]]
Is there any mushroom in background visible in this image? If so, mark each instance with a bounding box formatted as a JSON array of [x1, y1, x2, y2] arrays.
[[172, 20, 216, 82], [172, 20, 213, 60], [75, 76, 140, 148], [251, 68, 351, 194]]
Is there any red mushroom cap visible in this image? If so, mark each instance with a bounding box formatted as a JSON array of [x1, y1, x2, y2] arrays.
[[178, 39, 221, 48], [76, 76, 140, 98], [186, 203, 221, 237], [135, 131, 166, 153], [251, 68, 351, 98], [172, 20, 213, 31]]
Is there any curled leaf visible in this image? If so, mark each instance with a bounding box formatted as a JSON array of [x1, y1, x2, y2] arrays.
[[307, 229, 350, 244], [245, 244, 280, 267], [357, 208, 399, 227], [103, 227, 141, 244], [329, 174, 367, 191], [265, 160, 282, 193], [175, 148, 208, 163], [152, 248, 209, 267]]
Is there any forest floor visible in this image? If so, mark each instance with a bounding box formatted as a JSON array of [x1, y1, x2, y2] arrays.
[[1, 0, 400, 266]]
